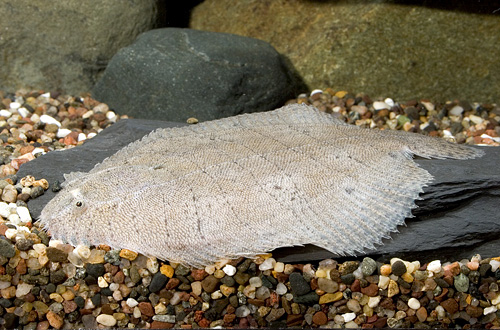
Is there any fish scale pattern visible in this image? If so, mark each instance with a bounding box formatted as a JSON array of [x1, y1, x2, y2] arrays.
[[39, 104, 484, 267]]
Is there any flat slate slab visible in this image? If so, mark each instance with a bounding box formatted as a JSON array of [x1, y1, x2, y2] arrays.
[[18, 119, 500, 264]]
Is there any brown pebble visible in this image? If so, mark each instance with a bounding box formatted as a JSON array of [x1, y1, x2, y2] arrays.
[[138, 302, 154, 317], [287, 314, 304, 327], [19, 145, 35, 155], [201, 275, 219, 293], [45, 247, 68, 262], [150, 321, 175, 329], [360, 283, 379, 297], [351, 279, 361, 292], [441, 298, 459, 314], [312, 311, 328, 325], [373, 317, 388, 328], [465, 305, 483, 318], [46, 311, 64, 329], [416, 306, 428, 322], [36, 320, 50, 330], [191, 269, 207, 281], [15, 259, 27, 275], [165, 278, 180, 290], [223, 313, 236, 323], [113, 270, 125, 284], [63, 300, 78, 313]]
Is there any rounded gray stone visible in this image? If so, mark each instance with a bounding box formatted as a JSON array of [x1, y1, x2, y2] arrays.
[[92, 28, 298, 122]]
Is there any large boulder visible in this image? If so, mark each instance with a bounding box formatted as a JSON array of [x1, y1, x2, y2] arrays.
[[91, 28, 300, 121], [0, 0, 159, 94], [18, 118, 500, 264], [190, 1, 500, 103]]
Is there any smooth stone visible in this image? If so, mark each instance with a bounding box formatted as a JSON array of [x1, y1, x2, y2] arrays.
[[289, 272, 310, 296], [92, 28, 299, 122], [149, 272, 168, 293]]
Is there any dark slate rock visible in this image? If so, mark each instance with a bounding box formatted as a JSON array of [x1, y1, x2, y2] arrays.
[[17, 118, 500, 264], [86, 264, 105, 278], [293, 291, 319, 304], [0, 239, 15, 258], [92, 28, 299, 122], [149, 273, 168, 293], [289, 272, 311, 296]]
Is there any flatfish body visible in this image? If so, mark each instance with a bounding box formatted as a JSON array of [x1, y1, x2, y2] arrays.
[[39, 104, 483, 267]]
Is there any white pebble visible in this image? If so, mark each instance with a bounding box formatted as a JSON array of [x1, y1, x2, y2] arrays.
[[133, 306, 141, 318], [32, 244, 46, 254], [112, 290, 123, 301], [96, 314, 117, 327], [4, 228, 17, 239], [384, 98, 395, 107], [373, 101, 390, 110], [97, 276, 109, 288], [378, 275, 390, 290], [368, 296, 381, 308], [126, 298, 139, 308], [222, 264, 236, 276], [274, 262, 285, 273], [77, 133, 87, 142], [481, 133, 500, 143], [427, 260, 442, 273], [87, 132, 97, 139], [0, 109, 12, 118], [40, 114, 61, 127], [146, 257, 159, 274], [235, 305, 251, 318], [421, 101, 435, 111], [259, 257, 276, 271], [275, 282, 287, 295], [0, 281, 12, 289], [56, 128, 72, 138], [17, 107, 30, 118], [249, 276, 262, 288], [16, 206, 32, 223], [449, 105, 464, 116], [41, 92, 50, 98], [0, 202, 11, 218], [310, 89, 323, 96], [74, 245, 91, 259], [469, 115, 484, 125], [342, 312, 356, 322], [9, 102, 21, 110], [109, 283, 119, 291], [31, 148, 46, 157], [211, 290, 223, 299], [490, 259, 500, 272], [435, 305, 446, 318], [484, 306, 497, 315], [353, 266, 363, 279], [16, 283, 33, 297], [443, 130, 453, 137], [408, 297, 421, 309], [82, 110, 94, 119], [205, 264, 216, 275], [106, 110, 117, 120]]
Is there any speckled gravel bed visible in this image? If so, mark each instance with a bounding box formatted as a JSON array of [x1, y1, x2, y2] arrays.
[[0, 89, 499, 329]]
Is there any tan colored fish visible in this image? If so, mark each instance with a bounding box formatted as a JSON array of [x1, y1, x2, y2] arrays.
[[39, 104, 483, 267]]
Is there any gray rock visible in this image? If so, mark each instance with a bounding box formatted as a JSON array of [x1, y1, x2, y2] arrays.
[[191, 1, 500, 103], [0, 239, 15, 258], [17, 118, 500, 263], [92, 28, 299, 122], [289, 272, 311, 296], [0, 0, 158, 94]]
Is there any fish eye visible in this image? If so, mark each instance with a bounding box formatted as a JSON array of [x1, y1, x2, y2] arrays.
[[76, 201, 83, 207]]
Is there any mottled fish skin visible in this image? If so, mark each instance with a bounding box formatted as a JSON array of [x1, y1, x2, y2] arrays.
[[38, 104, 484, 267]]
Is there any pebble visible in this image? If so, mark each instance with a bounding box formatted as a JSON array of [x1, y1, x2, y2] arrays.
[[96, 314, 117, 327]]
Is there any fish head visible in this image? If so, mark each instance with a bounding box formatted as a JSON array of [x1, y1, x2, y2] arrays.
[[38, 169, 124, 246]]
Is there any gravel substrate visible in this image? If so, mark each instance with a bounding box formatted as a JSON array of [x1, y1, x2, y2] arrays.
[[0, 89, 499, 329]]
